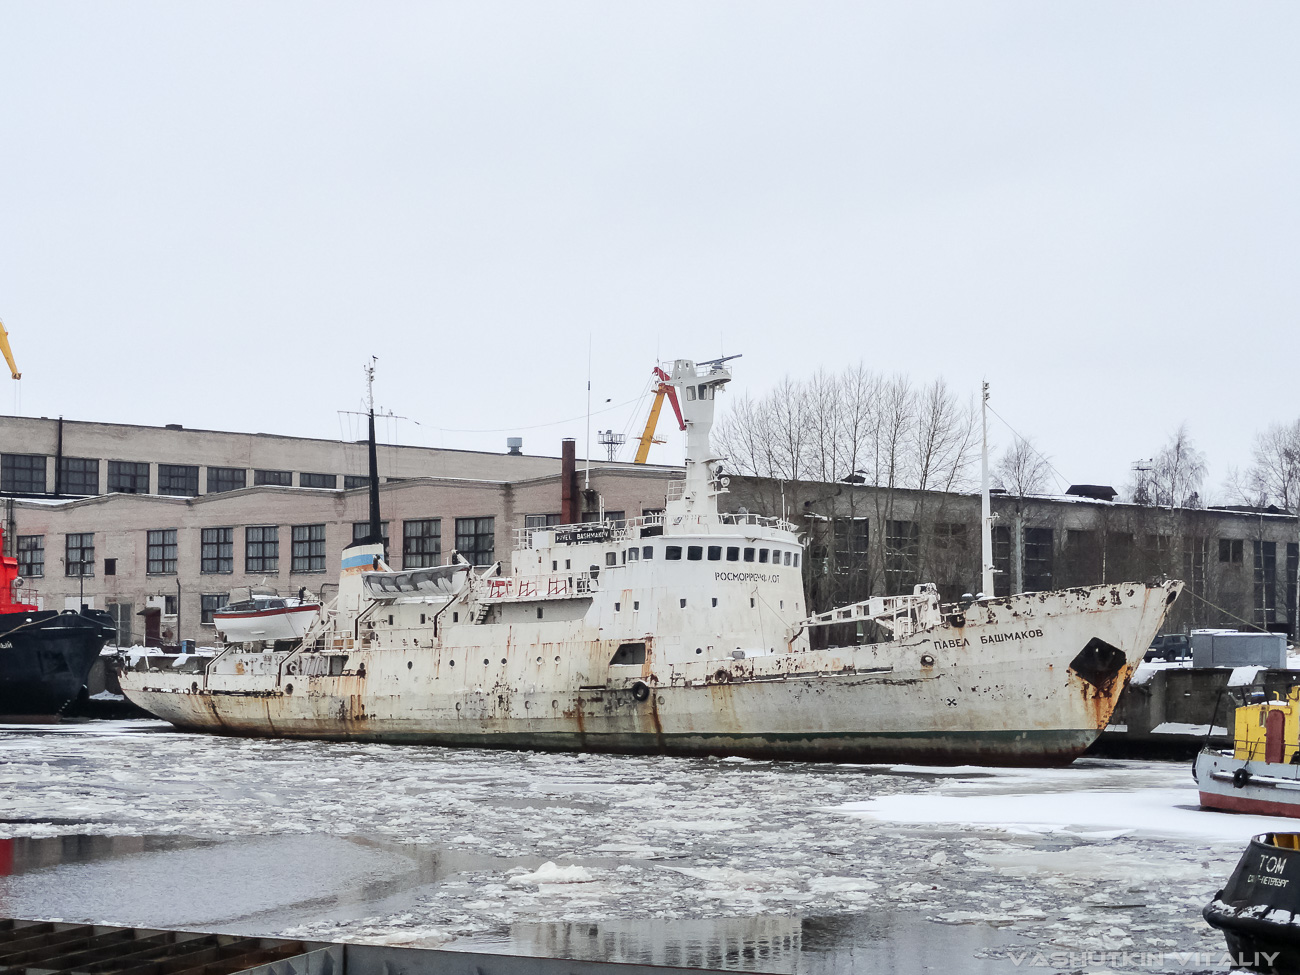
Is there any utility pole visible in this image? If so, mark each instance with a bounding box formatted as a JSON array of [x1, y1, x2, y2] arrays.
[[980, 381, 995, 596]]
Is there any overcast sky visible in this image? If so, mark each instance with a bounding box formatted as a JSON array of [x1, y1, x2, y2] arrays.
[[1, 3, 1295, 498]]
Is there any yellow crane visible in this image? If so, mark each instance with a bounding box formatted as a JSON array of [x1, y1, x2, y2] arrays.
[[0, 318, 20, 380], [633, 366, 685, 464]]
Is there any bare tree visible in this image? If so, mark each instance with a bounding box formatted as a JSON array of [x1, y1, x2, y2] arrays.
[[1242, 419, 1300, 511], [994, 436, 1053, 498], [1130, 423, 1207, 508]]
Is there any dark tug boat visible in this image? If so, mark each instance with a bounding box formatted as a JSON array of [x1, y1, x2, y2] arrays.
[[1205, 833, 1300, 974], [0, 526, 115, 720]]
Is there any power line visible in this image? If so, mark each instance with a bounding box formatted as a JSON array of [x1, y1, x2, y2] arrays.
[[984, 401, 1072, 493], [433, 395, 644, 435]]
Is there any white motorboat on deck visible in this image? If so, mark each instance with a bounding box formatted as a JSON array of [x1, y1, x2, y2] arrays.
[[212, 592, 322, 644]]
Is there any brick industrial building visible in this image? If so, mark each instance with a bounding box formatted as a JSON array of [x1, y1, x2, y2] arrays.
[[3, 414, 1296, 644]]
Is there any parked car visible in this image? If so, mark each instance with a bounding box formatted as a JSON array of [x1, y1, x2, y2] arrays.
[[1144, 633, 1192, 662]]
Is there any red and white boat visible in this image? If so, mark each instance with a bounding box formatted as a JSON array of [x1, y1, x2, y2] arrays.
[[212, 593, 321, 644]]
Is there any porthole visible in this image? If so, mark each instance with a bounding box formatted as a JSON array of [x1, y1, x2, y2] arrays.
[[696, 648, 703, 655], [525, 700, 531, 709], [552, 700, 559, 708], [536, 656, 542, 663], [657, 695, 666, 705], [921, 654, 935, 667], [448, 660, 455, 667], [284, 683, 293, 695], [455, 702, 461, 711], [484, 658, 490, 666], [407, 660, 413, 670], [501, 658, 507, 664]]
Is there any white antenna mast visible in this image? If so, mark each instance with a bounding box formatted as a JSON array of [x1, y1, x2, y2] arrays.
[[584, 337, 592, 490], [980, 380, 995, 597]]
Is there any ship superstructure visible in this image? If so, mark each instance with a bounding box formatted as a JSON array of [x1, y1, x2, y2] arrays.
[[119, 358, 1181, 765]]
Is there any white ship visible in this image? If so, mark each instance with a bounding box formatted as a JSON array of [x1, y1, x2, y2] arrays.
[[119, 359, 1182, 766]]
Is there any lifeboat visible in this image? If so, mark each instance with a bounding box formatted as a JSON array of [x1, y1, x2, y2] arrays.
[[212, 593, 321, 644]]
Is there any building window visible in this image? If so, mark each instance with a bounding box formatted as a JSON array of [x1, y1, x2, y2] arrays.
[[1023, 527, 1054, 593], [157, 464, 199, 497], [59, 457, 99, 495], [351, 521, 390, 549], [1, 454, 46, 494], [344, 475, 371, 490], [1182, 535, 1210, 601], [200, 593, 229, 625], [108, 460, 150, 494], [455, 517, 495, 566], [104, 558, 117, 576], [206, 467, 246, 494], [246, 526, 279, 573], [832, 518, 869, 575], [525, 514, 562, 528], [292, 524, 327, 573], [201, 527, 235, 574], [1219, 538, 1244, 564], [164, 594, 178, 615], [403, 519, 441, 568], [65, 533, 94, 576], [1255, 540, 1278, 626], [300, 472, 337, 489], [1289, 543, 1299, 639], [147, 529, 178, 575], [992, 525, 1011, 597], [884, 520, 920, 593], [254, 469, 292, 486], [16, 535, 43, 577]]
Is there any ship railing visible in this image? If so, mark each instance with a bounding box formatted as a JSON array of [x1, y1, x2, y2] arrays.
[[793, 585, 943, 640], [514, 512, 666, 549], [717, 511, 799, 532]]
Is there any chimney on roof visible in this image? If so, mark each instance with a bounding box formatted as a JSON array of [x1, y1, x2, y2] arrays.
[[561, 439, 577, 523], [1066, 484, 1118, 502], [506, 437, 523, 456]]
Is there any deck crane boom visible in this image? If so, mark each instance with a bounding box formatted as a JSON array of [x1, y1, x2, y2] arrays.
[[0, 318, 19, 380], [633, 366, 685, 464]]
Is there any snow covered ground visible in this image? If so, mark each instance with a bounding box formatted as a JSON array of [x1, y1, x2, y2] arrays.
[[0, 721, 1281, 972]]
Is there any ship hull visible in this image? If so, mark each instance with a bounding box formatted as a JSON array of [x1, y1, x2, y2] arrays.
[[1196, 750, 1300, 818], [120, 581, 1179, 766], [0, 610, 117, 718]]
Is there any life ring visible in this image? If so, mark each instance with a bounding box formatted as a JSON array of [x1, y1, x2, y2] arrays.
[[631, 682, 650, 702]]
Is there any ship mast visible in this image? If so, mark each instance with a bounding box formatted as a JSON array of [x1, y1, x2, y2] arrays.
[[980, 380, 994, 596], [363, 358, 382, 546]]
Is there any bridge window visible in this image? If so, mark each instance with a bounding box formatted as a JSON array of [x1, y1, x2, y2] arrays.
[[606, 551, 617, 566], [687, 546, 703, 560], [707, 546, 721, 560], [642, 546, 654, 559], [665, 546, 682, 561], [793, 554, 800, 567], [627, 548, 639, 561], [743, 548, 755, 562], [758, 549, 769, 563], [727, 547, 739, 561]]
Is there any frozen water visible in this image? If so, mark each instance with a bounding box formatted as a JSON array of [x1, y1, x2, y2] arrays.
[[0, 722, 1266, 972]]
